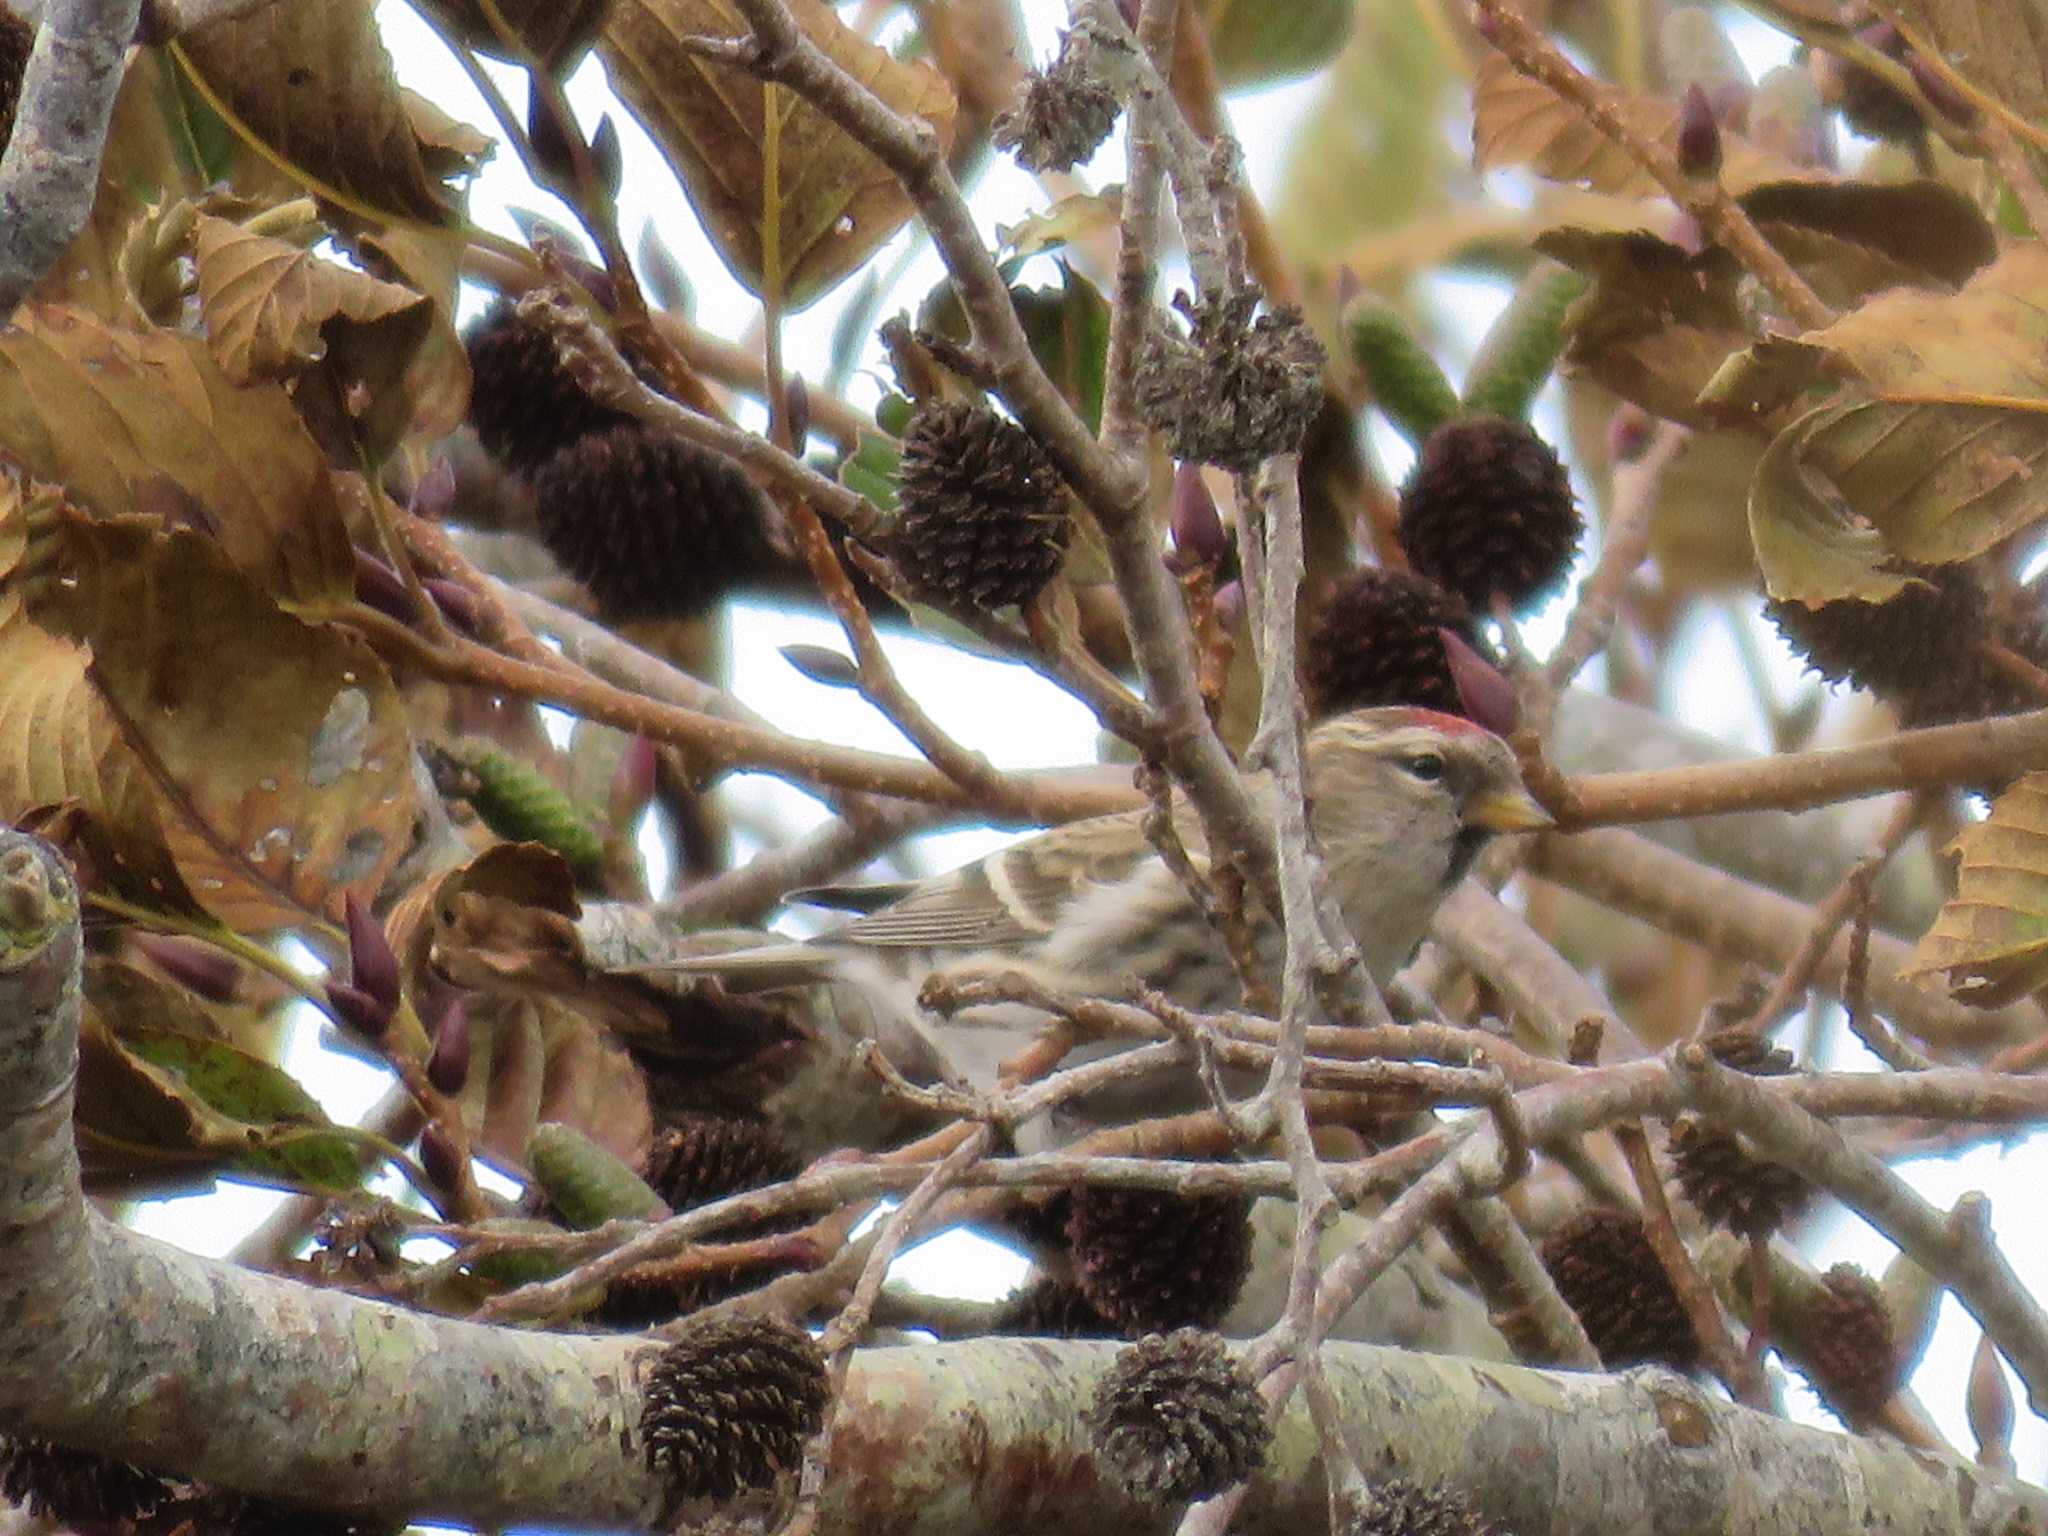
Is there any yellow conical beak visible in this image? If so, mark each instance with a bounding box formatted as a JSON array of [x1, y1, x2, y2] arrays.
[[1466, 786, 1555, 834]]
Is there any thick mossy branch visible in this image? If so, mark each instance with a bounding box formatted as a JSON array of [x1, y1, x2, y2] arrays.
[[2, 831, 2044, 1533]]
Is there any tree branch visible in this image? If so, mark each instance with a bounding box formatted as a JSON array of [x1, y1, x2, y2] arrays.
[[0, 0, 140, 317]]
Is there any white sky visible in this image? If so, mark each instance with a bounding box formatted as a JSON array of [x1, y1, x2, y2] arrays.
[[115, 0, 2048, 1488]]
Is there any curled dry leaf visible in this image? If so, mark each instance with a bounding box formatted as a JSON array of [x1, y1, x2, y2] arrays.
[[1886, 0, 2048, 138], [1724, 244, 2048, 606], [0, 305, 354, 603], [599, 0, 958, 308], [7, 510, 414, 932], [1905, 772, 2048, 1007], [173, 0, 464, 226], [1471, 51, 1807, 198], [382, 843, 653, 1166], [189, 212, 459, 459], [190, 212, 432, 386]]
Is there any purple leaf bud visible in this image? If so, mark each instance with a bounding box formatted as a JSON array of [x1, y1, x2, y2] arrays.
[[420, 1121, 465, 1192], [785, 374, 811, 457], [422, 577, 481, 633], [410, 456, 457, 520], [1439, 627, 1520, 736], [1169, 464, 1228, 567], [527, 75, 577, 189], [132, 933, 240, 1004], [1677, 83, 1723, 177], [428, 998, 472, 1096], [782, 643, 864, 689], [325, 979, 392, 1039], [352, 547, 412, 622], [589, 113, 623, 201], [1212, 579, 1245, 632], [608, 735, 659, 828], [1855, 20, 1902, 55], [344, 892, 401, 1015], [1906, 53, 1976, 124]]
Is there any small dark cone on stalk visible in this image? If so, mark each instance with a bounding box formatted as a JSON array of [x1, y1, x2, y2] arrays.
[[892, 399, 1070, 611], [1396, 415, 1582, 616], [463, 299, 633, 473], [1302, 567, 1488, 720], [641, 1315, 830, 1506], [530, 423, 779, 622], [1066, 1186, 1254, 1336], [1539, 1207, 1701, 1372]]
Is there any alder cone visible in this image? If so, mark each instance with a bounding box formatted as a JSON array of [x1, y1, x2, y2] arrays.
[[0, 1438, 175, 1526], [530, 424, 778, 621], [1302, 567, 1485, 719], [1667, 1027, 1806, 1236], [1087, 1330, 1271, 1504], [1397, 415, 1581, 615], [1539, 1207, 1699, 1372], [642, 1113, 800, 1212], [1066, 1186, 1254, 1335], [463, 299, 632, 473], [893, 400, 1069, 610], [641, 1315, 829, 1504], [600, 1115, 805, 1327], [1802, 1264, 1899, 1428], [1344, 1479, 1507, 1536], [1667, 1116, 1808, 1237], [1763, 566, 2046, 727], [997, 1274, 1117, 1337]]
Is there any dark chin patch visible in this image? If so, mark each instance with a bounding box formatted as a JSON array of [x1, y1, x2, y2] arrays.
[[1447, 826, 1491, 885]]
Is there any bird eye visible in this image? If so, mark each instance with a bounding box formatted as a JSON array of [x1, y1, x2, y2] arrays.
[[1403, 751, 1446, 783]]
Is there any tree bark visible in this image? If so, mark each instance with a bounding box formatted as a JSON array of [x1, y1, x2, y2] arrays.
[[2, 830, 2043, 1533]]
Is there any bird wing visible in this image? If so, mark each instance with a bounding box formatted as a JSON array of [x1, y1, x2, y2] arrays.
[[834, 808, 1157, 951]]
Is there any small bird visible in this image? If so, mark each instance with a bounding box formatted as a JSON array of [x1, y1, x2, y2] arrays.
[[647, 708, 1550, 1108]]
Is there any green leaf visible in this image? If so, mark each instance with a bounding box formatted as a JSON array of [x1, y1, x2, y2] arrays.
[[79, 1017, 362, 1192], [1270, 0, 1458, 264], [839, 429, 901, 513], [1199, 0, 1352, 88]]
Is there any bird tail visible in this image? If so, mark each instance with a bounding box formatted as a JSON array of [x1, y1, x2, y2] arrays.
[[618, 941, 834, 993]]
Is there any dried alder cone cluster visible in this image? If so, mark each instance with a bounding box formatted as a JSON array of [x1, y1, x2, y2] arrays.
[[6, 0, 2048, 1528]]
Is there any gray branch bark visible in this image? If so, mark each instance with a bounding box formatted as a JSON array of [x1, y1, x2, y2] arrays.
[[0, 0, 138, 317], [3, 828, 2044, 1532]]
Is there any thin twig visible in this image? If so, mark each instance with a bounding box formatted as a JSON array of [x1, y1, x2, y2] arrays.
[[1614, 1122, 1765, 1405], [1470, 0, 1832, 331]]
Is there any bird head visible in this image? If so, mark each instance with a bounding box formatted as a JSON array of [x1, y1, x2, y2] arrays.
[[1304, 707, 1551, 978]]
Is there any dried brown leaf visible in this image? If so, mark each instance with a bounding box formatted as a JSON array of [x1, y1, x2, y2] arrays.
[[190, 212, 431, 385], [173, 0, 461, 226], [1471, 50, 1806, 197], [1906, 772, 2048, 1006], [19, 512, 415, 931], [1890, 0, 2048, 137], [600, 0, 957, 307], [1727, 245, 2048, 604], [0, 305, 353, 602]]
